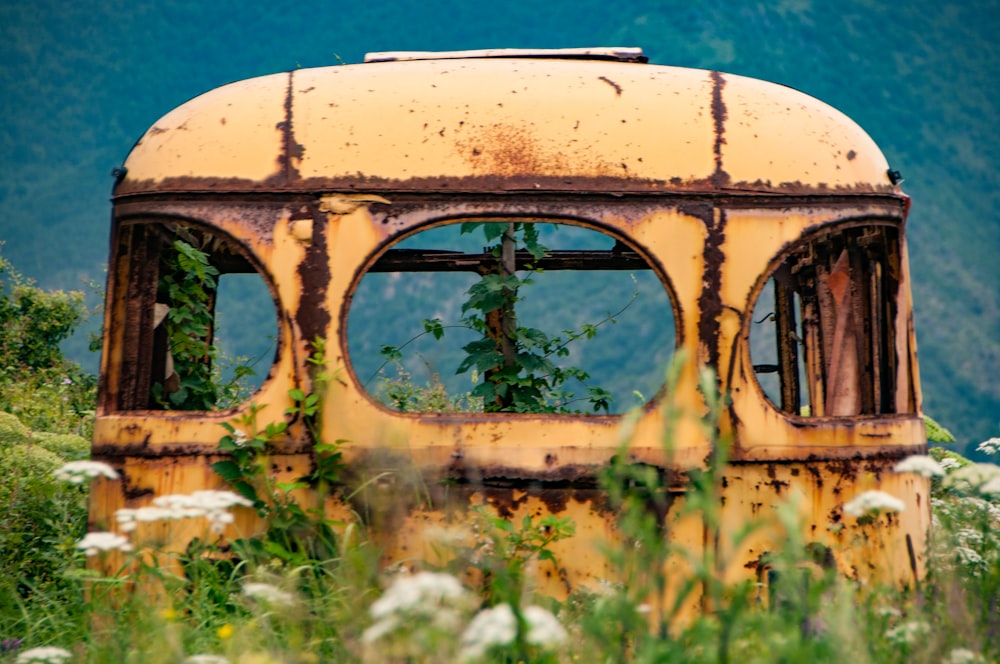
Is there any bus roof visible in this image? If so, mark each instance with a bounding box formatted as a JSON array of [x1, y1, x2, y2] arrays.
[[115, 54, 898, 198]]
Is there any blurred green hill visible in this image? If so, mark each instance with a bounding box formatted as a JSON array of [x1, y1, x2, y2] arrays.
[[0, 0, 996, 453]]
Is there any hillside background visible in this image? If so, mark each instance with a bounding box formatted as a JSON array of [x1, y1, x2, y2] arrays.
[[0, 0, 996, 455]]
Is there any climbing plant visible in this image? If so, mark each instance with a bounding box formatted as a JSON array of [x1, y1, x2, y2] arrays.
[[378, 222, 624, 414], [152, 234, 256, 410]]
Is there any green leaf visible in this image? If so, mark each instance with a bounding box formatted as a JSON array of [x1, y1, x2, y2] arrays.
[[212, 460, 244, 481], [422, 318, 444, 340], [379, 345, 403, 363], [493, 518, 514, 532], [232, 480, 259, 504]]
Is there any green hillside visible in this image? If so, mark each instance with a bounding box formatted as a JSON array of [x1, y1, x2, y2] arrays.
[[0, 1, 996, 451]]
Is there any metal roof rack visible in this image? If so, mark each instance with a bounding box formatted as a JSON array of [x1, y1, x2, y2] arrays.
[[363, 47, 647, 64]]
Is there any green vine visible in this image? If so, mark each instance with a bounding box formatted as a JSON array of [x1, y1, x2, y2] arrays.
[[212, 341, 344, 567], [153, 239, 220, 410], [376, 222, 634, 414]]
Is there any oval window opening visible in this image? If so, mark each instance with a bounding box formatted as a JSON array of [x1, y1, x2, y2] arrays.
[[748, 223, 910, 417], [109, 220, 278, 411], [347, 221, 676, 414]]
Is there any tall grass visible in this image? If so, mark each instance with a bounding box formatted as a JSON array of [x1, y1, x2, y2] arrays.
[[1, 402, 998, 662]]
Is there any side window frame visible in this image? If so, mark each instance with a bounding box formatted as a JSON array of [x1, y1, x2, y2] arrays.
[[105, 218, 276, 412], [751, 221, 907, 418]]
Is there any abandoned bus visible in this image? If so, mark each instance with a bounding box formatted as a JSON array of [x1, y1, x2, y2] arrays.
[[91, 47, 929, 612]]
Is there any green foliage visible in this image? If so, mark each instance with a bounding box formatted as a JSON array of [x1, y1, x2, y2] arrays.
[[213, 343, 344, 569], [455, 221, 614, 413], [0, 254, 85, 371], [0, 252, 96, 437], [31, 431, 91, 461], [154, 239, 221, 410], [0, 411, 30, 449], [377, 223, 629, 414], [925, 414, 957, 444], [0, 433, 90, 620], [374, 364, 483, 413]]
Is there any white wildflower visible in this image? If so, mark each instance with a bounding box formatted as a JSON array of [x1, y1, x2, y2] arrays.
[[884, 620, 929, 645], [54, 460, 118, 484], [958, 496, 1000, 521], [893, 455, 945, 478], [956, 528, 984, 546], [206, 510, 235, 534], [76, 531, 132, 557], [114, 490, 251, 533], [939, 457, 962, 471], [956, 546, 985, 570], [232, 430, 248, 447], [980, 476, 1000, 496], [153, 490, 252, 514], [460, 604, 517, 661], [843, 490, 905, 517], [363, 571, 472, 644], [184, 656, 231, 664], [16, 646, 72, 663], [523, 605, 568, 648], [242, 582, 295, 608], [944, 463, 1000, 494], [876, 606, 902, 619], [369, 571, 469, 620], [943, 647, 985, 664], [976, 437, 1000, 456]]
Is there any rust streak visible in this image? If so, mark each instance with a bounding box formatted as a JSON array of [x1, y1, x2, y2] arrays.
[[597, 76, 622, 96], [697, 206, 726, 372], [295, 204, 331, 357], [275, 71, 305, 183], [710, 71, 730, 187]]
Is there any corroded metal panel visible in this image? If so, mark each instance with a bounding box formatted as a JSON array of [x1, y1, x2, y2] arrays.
[[115, 58, 895, 197]]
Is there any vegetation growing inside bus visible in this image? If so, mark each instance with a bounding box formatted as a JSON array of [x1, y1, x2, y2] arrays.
[[348, 221, 675, 414], [107, 221, 275, 412]]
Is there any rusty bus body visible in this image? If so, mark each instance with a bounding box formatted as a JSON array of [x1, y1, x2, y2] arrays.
[[91, 48, 929, 610]]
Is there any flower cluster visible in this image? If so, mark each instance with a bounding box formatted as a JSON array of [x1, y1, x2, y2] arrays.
[[184, 656, 230, 664], [893, 455, 945, 478], [15, 646, 72, 663], [76, 531, 133, 557], [458, 603, 567, 661], [884, 620, 929, 646], [943, 648, 986, 664], [976, 437, 1000, 457], [943, 463, 1000, 495], [53, 460, 119, 484], [939, 456, 962, 471], [459, 604, 516, 659], [116, 490, 252, 534], [843, 490, 905, 517], [242, 582, 295, 608], [362, 571, 474, 644]]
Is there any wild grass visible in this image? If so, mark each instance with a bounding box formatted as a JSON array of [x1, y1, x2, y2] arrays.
[[2, 396, 999, 663]]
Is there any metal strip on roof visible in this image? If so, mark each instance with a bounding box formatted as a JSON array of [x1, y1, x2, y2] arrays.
[[363, 47, 647, 63]]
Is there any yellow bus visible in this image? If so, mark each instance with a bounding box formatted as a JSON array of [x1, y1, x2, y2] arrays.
[[91, 47, 928, 612]]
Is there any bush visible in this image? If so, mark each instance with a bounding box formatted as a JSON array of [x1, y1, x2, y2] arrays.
[[0, 251, 96, 437]]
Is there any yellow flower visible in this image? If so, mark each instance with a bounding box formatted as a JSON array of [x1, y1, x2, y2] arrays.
[[160, 608, 178, 622], [217, 624, 234, 640]]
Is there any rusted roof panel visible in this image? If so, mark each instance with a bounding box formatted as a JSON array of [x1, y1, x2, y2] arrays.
[[116, 57, 895, 197]]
